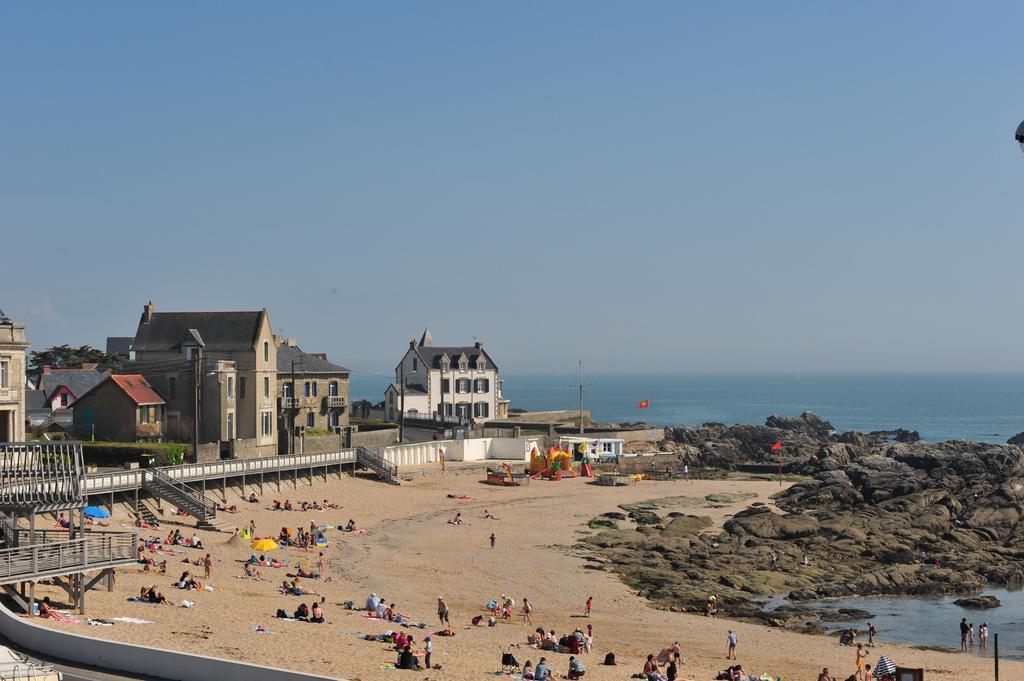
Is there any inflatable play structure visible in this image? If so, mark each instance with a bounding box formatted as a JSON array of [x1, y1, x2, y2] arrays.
[[529, 445, 592, 480], [486, 463, 531, 486]]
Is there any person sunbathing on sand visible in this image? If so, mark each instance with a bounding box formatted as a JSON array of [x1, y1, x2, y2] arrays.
[[446, 493, 473, 500], [141, 586, 168, 604], [271, 499, 282, 511], [215, 502, 238, 513], [38, 597, 56, 618], [448, 512, 464, 525], [248, 492, 259, 503], [323, 499, 341, 509], [484, 508, 496, 519], [244, 563, 264, 579], [283, 499, 293, 511]]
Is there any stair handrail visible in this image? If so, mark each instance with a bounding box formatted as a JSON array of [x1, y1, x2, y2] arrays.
[[356, 446, 399, 482], [145, 468, 217, 520]]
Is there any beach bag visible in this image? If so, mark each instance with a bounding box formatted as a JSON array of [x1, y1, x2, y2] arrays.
[[603, 653, 616, 666], [276, 609, 287, 618], [181, 600, 194, 609]]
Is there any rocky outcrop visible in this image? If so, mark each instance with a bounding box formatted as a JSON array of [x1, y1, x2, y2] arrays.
[[580, 413, 1024, 629], [765, 411, 833, 439], [953, 595, 1001, 609]]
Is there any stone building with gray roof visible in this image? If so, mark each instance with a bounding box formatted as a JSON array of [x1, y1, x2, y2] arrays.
[[276, 339, 350, 453]]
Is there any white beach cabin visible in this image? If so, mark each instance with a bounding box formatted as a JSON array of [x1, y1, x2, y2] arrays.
[[557, 436, 624, 463]]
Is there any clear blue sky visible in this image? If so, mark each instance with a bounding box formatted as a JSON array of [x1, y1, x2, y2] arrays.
[[3, 2, 1022, 376]]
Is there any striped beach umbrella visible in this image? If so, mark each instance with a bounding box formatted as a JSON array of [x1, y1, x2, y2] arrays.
[[873, 655, 896, 677]]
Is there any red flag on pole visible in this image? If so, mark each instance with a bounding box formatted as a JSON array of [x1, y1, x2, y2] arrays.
[[770, 439, 782, 452], [638, 400, 649, 409]]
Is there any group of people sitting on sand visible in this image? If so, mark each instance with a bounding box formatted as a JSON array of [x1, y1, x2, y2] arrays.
[[137, 545, 169, 573], [279, 578, 322, 597], [526, 627, 591, 654], [164, 528, 204, 549], [275, 601, 325, 623], [641, 643, 685, 681], [55, 512, 109, 529], [270, 498, 342, 512], [140, 586, 169, 604], [276, 525, 327, 549], [134, 514, 159, 530], [175, 570, 206, 591], [518, 655, 586, 681]]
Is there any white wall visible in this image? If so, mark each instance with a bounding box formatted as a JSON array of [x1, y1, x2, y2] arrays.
[[382, 438, 537, 467], [0, 604, 343, 681]]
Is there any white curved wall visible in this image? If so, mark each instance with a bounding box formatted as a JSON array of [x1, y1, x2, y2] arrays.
[[0, 604, 344, 681]]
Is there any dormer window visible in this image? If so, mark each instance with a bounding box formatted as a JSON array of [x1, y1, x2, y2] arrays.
[[477, 357, 486, 370], [458, 355, 468, 371], [440, 355, 450, 372]]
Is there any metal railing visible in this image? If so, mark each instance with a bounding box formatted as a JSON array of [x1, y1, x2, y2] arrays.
[[327, 396, 346, 408], [0, 442, 84, 511], [83, 449, 358, 496], [143, 468, 218, 522], [356, 446, 399, 484], [0, 532, 137, 585], [397, 412, 468, 427]]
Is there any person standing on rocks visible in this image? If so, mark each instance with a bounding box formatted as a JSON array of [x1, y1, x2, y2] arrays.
[[960, 617, 969, 651], [726, 630, 737, 659]]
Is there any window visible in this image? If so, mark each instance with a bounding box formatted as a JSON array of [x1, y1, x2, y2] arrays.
[[263, 376, 270, 398], [441, 378, 450, 393], [412, 358, 418, 371], [602, 442, 614, 453], [0, 359, 9, 388], [263, 341, 269, 363], [441, 358, 450, 371], [283, 382, 292, 397], [477, 358, 486, 370], [227, 376, 234, 398], [168, 376, 176, 399], [262, 410, 272, 436], [184, 347, 195, 361], [304, 381, 311, 397], [456, 403, 470, 418], [60, 392, 69, 407], [306, 412, 315, 428], [312, 382, 318, 397], [329, 381, 338, 397], [459, 358, 468, 370], [238, 377, 246, 399], [442, 403, 453, 416], [140, 406, 149, 423], [226, 412, 234, 440], [456, 379, 470, 394], [328, 411, 339, 428], [474, 378, 489, 393], [473, 402, 489, 418], [284, 412, 293, 429]]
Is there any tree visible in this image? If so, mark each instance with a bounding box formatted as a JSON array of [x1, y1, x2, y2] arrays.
[[29, 345, 121, 373]]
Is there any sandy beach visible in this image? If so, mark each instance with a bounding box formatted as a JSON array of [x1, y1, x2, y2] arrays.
[[27, 469, 1019, 681]]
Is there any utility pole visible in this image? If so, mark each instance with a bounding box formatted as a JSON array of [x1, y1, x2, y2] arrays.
[[290, 359, 300, 456], [399, 364, 405, 444], [192, 348, 202, 464], [578, 360, 584, 435]]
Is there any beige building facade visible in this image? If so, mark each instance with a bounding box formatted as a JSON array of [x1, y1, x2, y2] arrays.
[[0, 310, 29, 442], [277, 340, 350, 453]]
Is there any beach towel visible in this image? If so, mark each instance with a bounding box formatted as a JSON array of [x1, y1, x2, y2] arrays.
[[87, 618, 114, 626], [48, 613, 80, 623], [250, 626, 274, 634], [112, 617, 153, 624]]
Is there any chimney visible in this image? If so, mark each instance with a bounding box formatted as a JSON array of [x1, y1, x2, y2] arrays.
[[142, 301, 154, 324], [475, 341, 483, 349], [409, 340, 416, 349], [42, 365, 52, 374]]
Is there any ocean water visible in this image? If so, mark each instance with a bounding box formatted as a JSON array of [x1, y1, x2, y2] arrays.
[[350, 373, 1024, 444], [764, 588, 1024, 660]]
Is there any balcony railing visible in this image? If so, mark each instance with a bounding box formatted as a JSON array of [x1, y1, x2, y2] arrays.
[[327, 396, 346, 408], [280, 396, 297, 409]]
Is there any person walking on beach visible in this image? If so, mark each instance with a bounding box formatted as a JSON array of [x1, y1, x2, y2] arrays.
[[960, 617, 969, 651], [585, 596, 593, 617], [424, 635, 432, 669], [437, 597, 450, 626], [203, 553, 212, 580], [522, 598, 533, 624], [249, 519, 256, 539], [490, 532, 496, 549], [726, 629, 737, 659], [683, 464, 689, 482], [855, 643, 867, 675], [317, 552, 326, 576], [867, 622, 876, 646]]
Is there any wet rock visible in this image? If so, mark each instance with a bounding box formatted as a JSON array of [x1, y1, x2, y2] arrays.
[[953, 595, 1001, 609]]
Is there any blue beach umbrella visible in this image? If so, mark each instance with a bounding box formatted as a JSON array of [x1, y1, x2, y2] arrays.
[[84, 506, 110, 519]]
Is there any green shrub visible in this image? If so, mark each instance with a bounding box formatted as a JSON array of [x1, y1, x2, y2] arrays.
[[81, 442, 185, 468], [305, 428, 333, 437]]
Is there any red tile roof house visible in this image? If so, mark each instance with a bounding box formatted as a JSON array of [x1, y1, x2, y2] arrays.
[[72, 374, 166, 442]]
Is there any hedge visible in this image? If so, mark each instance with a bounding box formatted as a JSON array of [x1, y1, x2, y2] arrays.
[[81, 442, 186, 468]]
